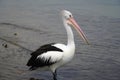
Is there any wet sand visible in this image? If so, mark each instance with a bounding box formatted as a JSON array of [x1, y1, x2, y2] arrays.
[[0, 0, 120, 80]]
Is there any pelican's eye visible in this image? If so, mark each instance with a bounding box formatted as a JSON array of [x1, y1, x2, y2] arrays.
[[69, 15, 72, 18]]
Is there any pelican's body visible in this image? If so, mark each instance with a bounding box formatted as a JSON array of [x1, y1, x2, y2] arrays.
[[27, 10, 89, 80]]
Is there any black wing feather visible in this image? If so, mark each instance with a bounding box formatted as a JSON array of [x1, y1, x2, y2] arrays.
[[26, 43, 63, 70]]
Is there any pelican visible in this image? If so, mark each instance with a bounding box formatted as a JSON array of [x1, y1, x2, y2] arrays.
[[26, 10, 89, 80]]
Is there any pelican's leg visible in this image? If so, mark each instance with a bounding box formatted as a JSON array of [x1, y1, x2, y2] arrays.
[[53, 70, 57, 80]]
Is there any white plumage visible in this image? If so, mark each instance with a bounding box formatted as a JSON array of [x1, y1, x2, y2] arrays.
[[27, 10, 89, 80]]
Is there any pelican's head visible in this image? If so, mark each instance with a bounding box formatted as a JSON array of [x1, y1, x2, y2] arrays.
[[61, 10, 89, 45]]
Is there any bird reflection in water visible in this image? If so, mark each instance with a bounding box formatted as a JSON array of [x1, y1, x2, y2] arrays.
[[29, 77, 45, 80]]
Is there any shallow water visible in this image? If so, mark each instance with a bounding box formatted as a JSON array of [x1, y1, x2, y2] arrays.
[[0, 0, 120, 80]]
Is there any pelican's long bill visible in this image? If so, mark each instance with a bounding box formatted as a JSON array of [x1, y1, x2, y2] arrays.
[[67, 17, 89, 45]]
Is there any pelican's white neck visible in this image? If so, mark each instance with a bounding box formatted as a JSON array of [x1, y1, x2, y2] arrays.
[[62, 17, 75, 46]]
